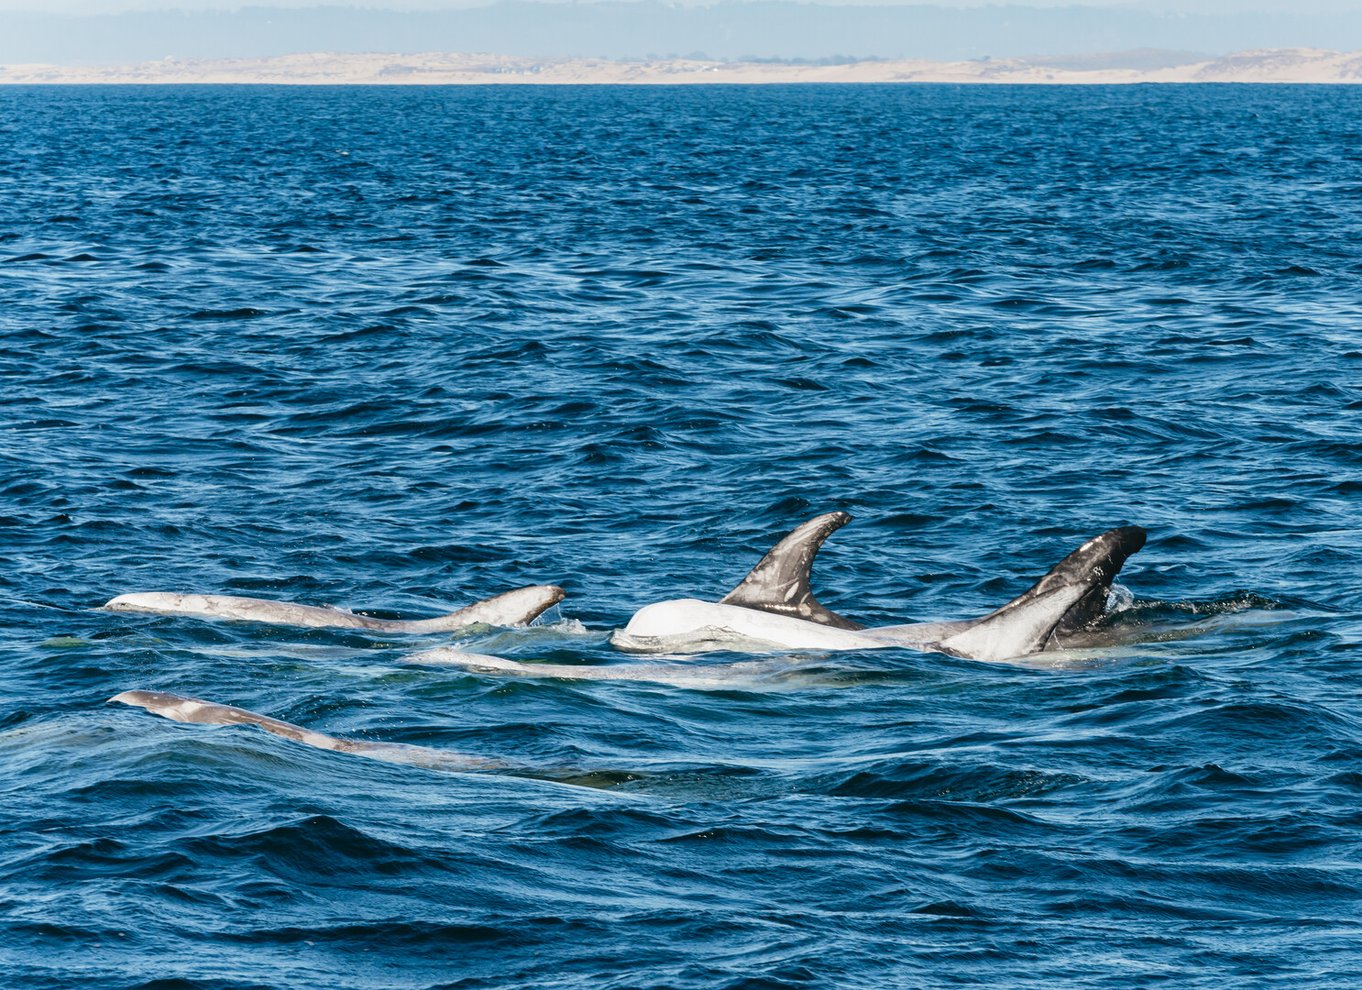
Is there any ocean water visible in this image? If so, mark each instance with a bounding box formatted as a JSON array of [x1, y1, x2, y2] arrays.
[[1, 83, 1360, 988]]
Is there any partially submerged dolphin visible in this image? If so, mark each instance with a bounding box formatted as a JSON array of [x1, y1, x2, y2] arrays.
[[109, 689, 498, 771], [100, 584, 565, 633], [109, 690, 639, 789], [610, 513, 1146, 663], [407, 647, 806, 687]]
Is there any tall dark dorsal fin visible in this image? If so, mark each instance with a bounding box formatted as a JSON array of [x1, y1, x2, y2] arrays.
[[719, 511, 864, 630], [938, 525, 1147, 661], [1046, 526, 1147, 641]]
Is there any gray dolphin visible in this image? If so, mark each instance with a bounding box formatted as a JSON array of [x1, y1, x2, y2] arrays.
[[109, 690, 647, 789], [610, 513, 1146, 663], [110, 689, 501, 771], [100, 584, 565, 633]]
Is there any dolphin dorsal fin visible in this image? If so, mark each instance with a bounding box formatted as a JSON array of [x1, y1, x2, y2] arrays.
[[1033, 526, 1147, 639], [938, 526, 1147, 661], [401, 585, 566, 633], [719, 512, 864, 630]]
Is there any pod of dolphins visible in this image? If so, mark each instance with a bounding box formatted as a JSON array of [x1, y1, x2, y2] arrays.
[[106, 512, 1155, 777]]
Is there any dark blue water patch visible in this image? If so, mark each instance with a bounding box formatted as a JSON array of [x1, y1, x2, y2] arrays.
[[1, 82, 1361, 989]]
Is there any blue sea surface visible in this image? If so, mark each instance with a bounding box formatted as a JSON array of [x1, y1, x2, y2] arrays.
[[1, 83, 1361, 988]]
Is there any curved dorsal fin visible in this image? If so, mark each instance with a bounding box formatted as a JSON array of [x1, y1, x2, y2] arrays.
[[1041, 526, 1147, 640], [1049, 529, 1143, 640], [719, 512, 864, 630], [938, 525, 1147, 660]]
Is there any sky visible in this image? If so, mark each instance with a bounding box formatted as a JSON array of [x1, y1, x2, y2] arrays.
[[3, 1, 1360, 64], [3, 1, 1360, 10]]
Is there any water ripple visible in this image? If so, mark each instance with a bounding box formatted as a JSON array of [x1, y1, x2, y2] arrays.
[[0, 83, 1360, 989]]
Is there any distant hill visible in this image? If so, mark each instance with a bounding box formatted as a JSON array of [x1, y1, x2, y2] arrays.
[[4, 3, 1362, 66], [5, 48, 1362, 85]]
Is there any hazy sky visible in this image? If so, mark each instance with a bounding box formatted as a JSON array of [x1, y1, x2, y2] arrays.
[[3, 0, 1360, 10], [5, 1, 1361, 64]]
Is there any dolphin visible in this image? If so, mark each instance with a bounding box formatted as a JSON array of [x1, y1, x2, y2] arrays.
[[609, 513, 1146, 663], [406, 647, 805, 687], [109, 689, 499, 771], [99, 584, 565, 633], [109, 690, 642, 789]]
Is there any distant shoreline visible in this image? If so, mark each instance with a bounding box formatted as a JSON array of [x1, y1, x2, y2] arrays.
[[4, 48, 1362, 86]]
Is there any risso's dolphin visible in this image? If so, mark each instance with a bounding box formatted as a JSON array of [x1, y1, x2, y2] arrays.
[[406, 647, 805, 688], [110, 690, 501, 772], [100, 584, 565, 633], [109, 690, 641, 789], [609, 513, 1147, 663]]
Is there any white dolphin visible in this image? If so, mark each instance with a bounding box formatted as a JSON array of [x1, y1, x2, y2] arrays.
[[100, 584, 565, 633], [405, 647, 808, 688], [609, 513, 1147, 663]]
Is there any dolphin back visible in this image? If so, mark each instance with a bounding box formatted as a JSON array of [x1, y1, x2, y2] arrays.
[[719, 511, 864, 630], [100, 593, 392, 630], [936, 526, 1147, 662], [110, 690, 352, 751], [100, 585, 565, 633], [109, 690, 494, 771]]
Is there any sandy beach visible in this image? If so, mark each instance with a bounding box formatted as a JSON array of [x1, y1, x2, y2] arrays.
[[3, 47, 1362, 85]]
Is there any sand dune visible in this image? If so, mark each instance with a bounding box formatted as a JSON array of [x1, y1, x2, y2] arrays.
[[3, 48, 1362, 85]]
